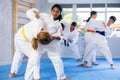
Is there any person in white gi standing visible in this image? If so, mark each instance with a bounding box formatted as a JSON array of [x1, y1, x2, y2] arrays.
[[62, 22, 81, 61], [9, 16, 55, 80], [82, 15, 99, 66], [24, 4, 69, 80], [78, 11, 115, 69], [10, 6, 68, 80], [9, 8, 41, 78]]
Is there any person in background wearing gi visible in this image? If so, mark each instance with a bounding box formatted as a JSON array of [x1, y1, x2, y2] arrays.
[[78, 11, 115, 69], [61, 22, 81, 61]]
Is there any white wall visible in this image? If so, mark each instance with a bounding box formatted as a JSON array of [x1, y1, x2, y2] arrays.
[[107, 38, 120, 58], [35, 0, 53, 13], [0, 0, 13, 65]]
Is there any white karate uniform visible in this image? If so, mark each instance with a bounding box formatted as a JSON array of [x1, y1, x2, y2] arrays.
[[10, 19, 43, 80], [83, 18, 113, 65], [40, 13, 67, 80], [84, 23, 114, 63], [84, 22, 97, 63], [26, 8, 39, 21], [105, 27, 114, 37], [90, 50, 96, 62], [62, 23, 81, 59], [25, 9, 66, 80]]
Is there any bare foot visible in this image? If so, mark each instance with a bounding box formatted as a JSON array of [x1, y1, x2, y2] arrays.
[[34, 79, 40, 80], [78, 63, 92, 68], [83, 63, 92, 68], [63, 77, 70, 80], [92, 62, 99, 66], [78, 63, 84, 66], [110, 64, 115, 70], [78, 60, 88, 66], [83, 61, 92, 68], [9, 73, 19, 78]]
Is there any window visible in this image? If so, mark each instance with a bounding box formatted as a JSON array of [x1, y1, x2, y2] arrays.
[[77, 8, 90, 12], [60, 4, 73, 23], [61, 8, 73, 23], [76, 5, 91, 36], [107, 7, 120, 12], [77, 12, 89, 24], [60, 3, 120, 37], [96, 12, 105, 21]]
